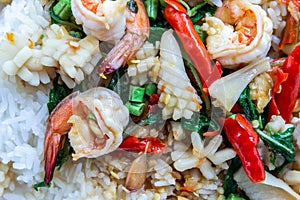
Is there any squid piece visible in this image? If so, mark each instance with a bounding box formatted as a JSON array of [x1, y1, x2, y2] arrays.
[[43, 87, 129, 185], [158, 30, 202, 120], [234, 167, 300, 200]]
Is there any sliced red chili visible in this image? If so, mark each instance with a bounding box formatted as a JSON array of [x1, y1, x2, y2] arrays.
[[235, 113, 259, 144], [163, 0, 222, 89], [148, 93, 160, 105], [119, 135, 167, 153], [279, 0, 300, 9], [267, 67, 289, 119], [223, 114, 265, 183], [268, 45, 300, 122], [279, 13, 299, 49]]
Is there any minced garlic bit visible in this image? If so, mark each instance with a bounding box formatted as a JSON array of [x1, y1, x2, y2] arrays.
[[6, 32, 14, 43], [249, 72, 273, 112], [109, 170, 120, 180]]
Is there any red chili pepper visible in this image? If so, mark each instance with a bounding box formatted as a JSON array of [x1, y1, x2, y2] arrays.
[[235, 114, 259, 144], [203, 130, 220, 137], [230, 102, 244, 114], [268, 45, 300, 122], [119, 135, 167, 153], [279, 13, 299, 49], [148, 93, 160, 105], [223, 114, 265, 183], [279, 0, 300, 9], [267, 66, 289, 119], [180, 186, 194, 193], [163, 0, 222, 89]]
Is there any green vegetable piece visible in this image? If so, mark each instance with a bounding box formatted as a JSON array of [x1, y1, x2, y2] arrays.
[[148, 27, 166, 43], [69, 31, 84, 39], [256, 127, 295, 162], [183, 59, 211, 112], [33, 181, 50, 191], [226, 193, 245, 200], [238, 86, 260, 120], [194, 25, 208, 44], [49, 1, 85, 37], [53, 0, 72, 20], [126, 102, 146, 116], [159, 0, 167, 7], [238, 86, 267, 129], [181, 112, 219, 135], [129, 85, 145, 103], [55, 137, 72, 170], [144, 83, 157, 96], [140, 105, 162, 125], [47, 76, 72, 113], [223, 157, 242, 197], [190, 3, 217, 23], [187, 0, 208, 17], [145, 0, 158, 21], [107, 68, 129, 103]]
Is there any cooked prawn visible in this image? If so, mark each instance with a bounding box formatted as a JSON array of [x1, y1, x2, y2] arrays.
[[97, 0, 150, 75], [71, 0, 150, 76], [43, 87, 129, 185], [201, 0, 273, 68], [71, 0, 128, 42]]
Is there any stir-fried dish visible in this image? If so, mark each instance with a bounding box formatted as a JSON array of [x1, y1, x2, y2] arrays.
[[0, 0, 300, 199]]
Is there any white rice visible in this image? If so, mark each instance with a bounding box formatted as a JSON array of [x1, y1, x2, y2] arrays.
[[0, 79, 49, 197], [261, 0, 288, 57], [0, 70, 227, 199]]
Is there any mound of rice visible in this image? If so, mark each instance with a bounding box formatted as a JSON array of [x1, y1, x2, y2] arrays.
[[0, 76, 231, 199]]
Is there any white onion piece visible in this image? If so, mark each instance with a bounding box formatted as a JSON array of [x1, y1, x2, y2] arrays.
[[234, 167, 300, 200]]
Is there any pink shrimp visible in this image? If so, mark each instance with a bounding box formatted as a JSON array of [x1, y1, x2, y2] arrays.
[[43, 87, 129, 185], [96, 0, 150, 76], [43, 92, 77, 185]]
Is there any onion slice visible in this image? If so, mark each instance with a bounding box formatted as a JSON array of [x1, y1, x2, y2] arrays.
[[125, 153, 147, 192]]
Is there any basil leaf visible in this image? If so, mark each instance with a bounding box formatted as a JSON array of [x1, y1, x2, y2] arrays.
[[256, 127, 295, 162]]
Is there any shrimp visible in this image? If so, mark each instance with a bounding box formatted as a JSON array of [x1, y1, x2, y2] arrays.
[[43, 87, 129, 185], [201, 0, 273, 68], [97, 0, 150, 75], [71, 0, 128, 42], [71, 0, 150, 76]]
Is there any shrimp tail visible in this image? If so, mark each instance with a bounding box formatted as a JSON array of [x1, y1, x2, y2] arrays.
[[44, 133, 66, 185], [97, 32, 148, 75], [97, 0, 150, 76], [43, 92, 78, 185]]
